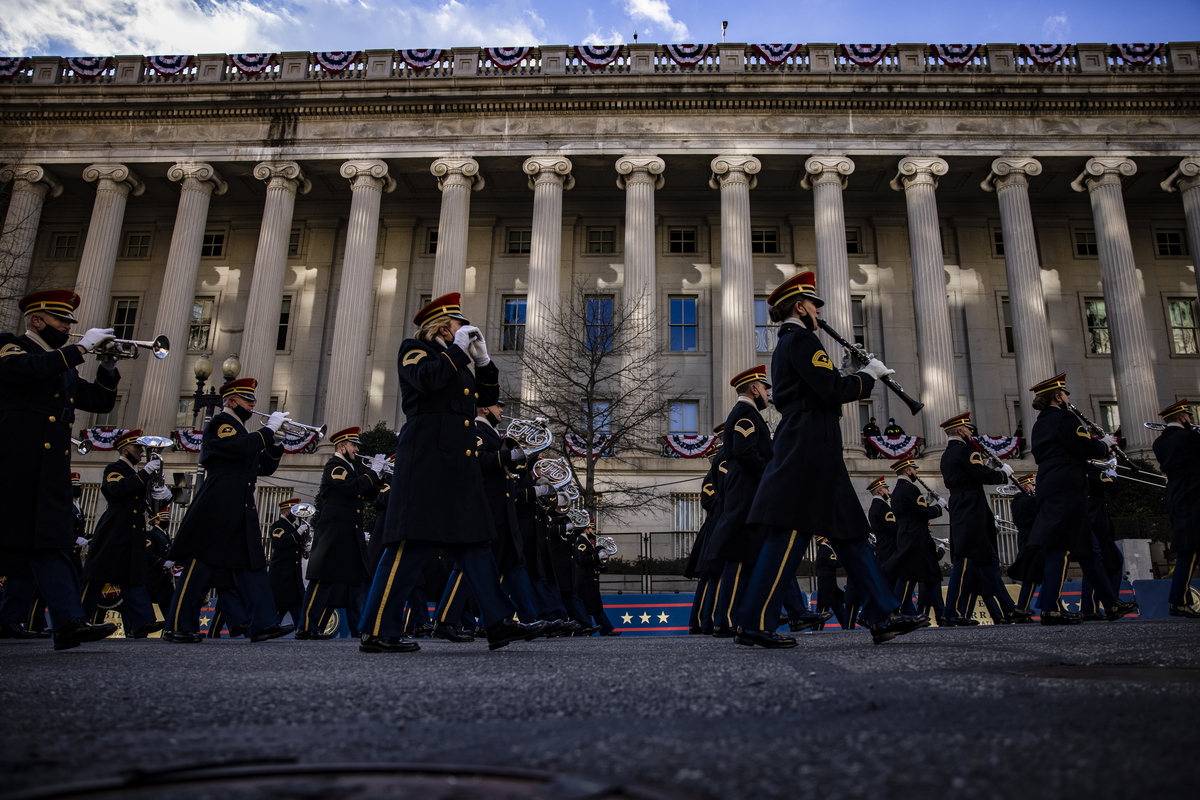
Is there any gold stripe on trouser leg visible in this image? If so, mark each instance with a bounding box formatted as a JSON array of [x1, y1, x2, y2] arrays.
[[952, 558, 969, 616], [725, 564, 743, 627], [27, 600, 39, 629], [438, 573, 463, 624], [1055, 553, 1069, 611], [371, 542, 405, 637], [1186, 552, 1198, 585], [699, 580, 712, 622], [403, 606, 411, 631], [211, 611, 223, 635], [302, 581, 322, 631], [758, 530, 799, 631], [709, 575, 723, 625], [173, 559, 197, 631]]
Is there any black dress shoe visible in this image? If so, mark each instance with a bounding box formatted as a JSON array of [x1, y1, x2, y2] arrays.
[[409, 623, 435, 638], [1080, 612, 1106, 622], [249, 623, 295, 643], [944, 616, 979, 627], [1169, 604, 1200, 618], [1040, 610, 1082, 626], [712, 626, 736, 638], [1105, 601, 1138, 621], [554, 620, 582, 637], [359, 635, 420, 653], [294, 630, 333, 640], [1006, 609, 1035, 624], [600, 630, 622, 636], [575, 625, 600, 637], [228, 624, 250, 638], [868, 613, 929, 645], [733, 628, 798, 648], [0, 625, 44, 640], [53, 619, 118, 651], [162, 630, 204, 643], [432, 622, 475, 642], [485, 619, 546, 651], [789, 611, 834, 632], [128, 620, 165, 639]]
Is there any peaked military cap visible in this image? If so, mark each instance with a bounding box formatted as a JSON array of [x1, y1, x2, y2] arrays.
[[219, 377, 257, 401], [70, 472, 82, 486], [866, 476, 888, 492], [1159, 399, 1191, 419], [330, 426, 361, 446], [890, 455, 917, 473], [712, 422, 725, 435], [939, 412, 973, 431], [1030, 373, 1070, 396], [278, 497, 302, 511], [1017, 473, 1036, 487], [730, 364, 770, 391], [115, 429, 144, 450], [150, 509, 171, 525], [767, 270, 824, 309], [19, 289, 81, 322], [414, 292, 470, 327]]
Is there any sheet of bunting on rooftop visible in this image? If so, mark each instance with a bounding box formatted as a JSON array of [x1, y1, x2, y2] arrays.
[[575, 45, 622, 68], [147, 55, 190, 76], [865, 435, 922, 459], [1114, 43, 1161, 64], [751, 44, 801, 65], [400, 49, 443, 70], [1020, 44, 1070, 66], [564, 433, 614, 457], [842, 44, 890, 65], [313, 52, 358, 72], [485, 47, 532, 69], [932, 44, 980, 67], [663, 44, 709, 66], [229, 53, 273, 74], [65, 57, 110, 77]]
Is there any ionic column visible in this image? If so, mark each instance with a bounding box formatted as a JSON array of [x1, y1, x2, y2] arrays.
[[324, 160, 396, 428], [709, 155, 761, 408], [430, 158, 484, 297], [0, 165, 61, 332], [240, 162, 310, 409], [983, 158, 1055, 436], [1071, 157, 1158, 452], [521, 156, 573, 408], [802, 155, 858, 451], [74, 164, 144, 335], [1162, 157, 1200, 277], [890, 156, 956, 451]]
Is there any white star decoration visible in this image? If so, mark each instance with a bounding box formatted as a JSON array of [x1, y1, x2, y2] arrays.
[[657, 612, 670, 623], [621, 613, 633, 624], [639, 612, 651, 623]]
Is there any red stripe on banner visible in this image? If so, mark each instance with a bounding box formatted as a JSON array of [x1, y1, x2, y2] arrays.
[[604, 603, 693, 608], [614, 626, 690, 632]]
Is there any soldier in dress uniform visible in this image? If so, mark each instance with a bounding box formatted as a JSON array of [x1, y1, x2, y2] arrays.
[[813, 537, 848, 630], [1079, 462, 1123, 620], [163, 377, 294, 643], [298, 427, 386, 639], [735, 272, 925, 648], [0, 290, 120, 649], [686, 425, 724, 634], [867, 477, 898, 581], [1151, 400, 1200, 617], [883, 456, 946, 626], [268, 498, 309, 630], [358, 293, 546, 653], [1007, 473, 1042, 613], [1027, 374, 1137, 625], [145, 509, 175, 621], [574, 524, 617, 635]]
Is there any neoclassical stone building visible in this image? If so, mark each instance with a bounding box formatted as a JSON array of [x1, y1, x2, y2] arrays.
[[1, 42, 1198, 538]]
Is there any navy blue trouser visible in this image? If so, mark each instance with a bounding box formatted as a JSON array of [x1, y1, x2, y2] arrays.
[[277, 603, 303, 628], [688, 574, 710, 629], [531, 577, 570, 620], [714, 560, 749, 629], [213, 588, 250, 633], [300, 581, 365, 634], [782, 577, 810, 620], [698, 571, 721, 631], [167, 558, 278, 635], [917, 580, 946, 619], [0, 550, 86, 630], [403, 586, 431, 632], [1038, 549, 1119, 613], [1169, 550, 1197, 605], [81, 581, 154, 633]]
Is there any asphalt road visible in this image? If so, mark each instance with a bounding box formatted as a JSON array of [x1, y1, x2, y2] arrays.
[[2, 620, 1198, 799]]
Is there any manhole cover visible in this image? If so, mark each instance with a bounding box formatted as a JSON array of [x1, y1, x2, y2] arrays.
[[1019, 665, 1200, 683]]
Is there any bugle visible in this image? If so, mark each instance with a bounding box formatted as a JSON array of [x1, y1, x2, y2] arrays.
[[70, 437, 91, 456], [816, 319, 924, 415], [70, 333, 169, 360], [250, 410, 327, 440]]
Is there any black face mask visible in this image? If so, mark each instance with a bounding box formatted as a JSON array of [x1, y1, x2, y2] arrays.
[[231, 404, 253, 422], [483, 410, 500, 427], [39, 324, 69, 349], [753, 393, 768, 411], [72, 488, 82, 500]]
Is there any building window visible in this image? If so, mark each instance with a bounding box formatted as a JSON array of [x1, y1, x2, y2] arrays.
[[1001, 297, 1014, 354], [1156, 230, 1188, 257], [991, 228, 1005, 257], [1074, 229, 1098, 257], [672, 493, 703, 535], [1168, 297, 1199, 355], [276, 296, 292, 351], [585, 296, 614, 351], [124, 233, 151, 258], [587, 228, 616, 254], [587, 401, 612, 434], [858, 401, 874, 432], [1099, 401, 1121, 436], [201, 232, 225, 258], [51, 234, 78, 258], [177, 396, 196, 429], [669, 400, 699, 434], [190, 297, 214, 351], [109, 298, 138, 340], [425, 229, 438, 254], [268, 395, 280, 414], [754, 297, 777, 353], [668, 296, 698, 352], [287, 230, 301, 257], [93, 396, 121, 428], [851, 296, 867, 347], [845, 228, 861, 254], [502, 296, 527, 351], [751, 228, 778, 254], [1085, 298, 1110, 354], [507, 228, 532, 254], [668, 227, 696, 254]]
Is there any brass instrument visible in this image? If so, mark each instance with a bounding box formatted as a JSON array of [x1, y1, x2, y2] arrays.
[[967, 436, 1031, 497], [1144, 422, 1169, 432], [568, 508, 592, 528], [816, 319, 924, 416], [994, 484, 1023, 497], [1067, 403, 1138, 473], [532, 457, 574, 489], [291, 502, 317, 518], [596, 535, 618, 561], [1088, 458, 1167, 489], [71, 437, 91, 456], [249, 410, 327, 440], [503, 416, 554, 454], [357, 453, 394, 477], [136, 435, 174, 511], [70, 332, 169, 360]]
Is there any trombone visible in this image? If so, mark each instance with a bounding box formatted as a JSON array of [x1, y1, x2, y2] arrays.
[[70, 437, 91, 456], [1088, 458, 1167, 489], [70, 333, 169, 360], [249, 410, 327, 440]]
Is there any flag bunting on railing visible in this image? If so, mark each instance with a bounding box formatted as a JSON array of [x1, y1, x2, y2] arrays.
[[564, 433, 614, 456], [751, 44, 800, 65], [1114, 43, 1161, 64], [173, 429, 204, 453], [1020, 44, 1070, 66], [400, 49, 443, 71], [147, 55, 191, 76], [314, 52, 358, 72], [662, 434, 718, 458], [83, 428, 128, 450], [486, 47, 532, 69], [865, 435, 922, 459], [977, 435, 1021, 459], [281, 429, 320, 453], [663, 44, 710, 65], [0, 57, 28, 77], [932, 44, 980, 67], [576, 45, 622, 68], [230, 53, 274, 74], [842, 44, 890, 66], [65, 57, 110, 77]]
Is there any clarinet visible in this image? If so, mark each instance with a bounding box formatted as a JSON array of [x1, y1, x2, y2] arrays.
[[912, 475, 947, 509], [816, 320, 924, 416], [967, 436, 1032, 497], [1066, 404, 1140, 473]]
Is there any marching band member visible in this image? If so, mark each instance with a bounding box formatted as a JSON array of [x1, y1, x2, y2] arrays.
[[269, 498, 309, 632], [574, 524, 617, 635], [883, 456, 945, 626], [1152, 400, 1200, 618], [813, 537, 848, 630], [685, 424, 723, 634], [1079, 461, 1123, 620], [1007, 473, 1041, 613], [145, 509, 175, 622]]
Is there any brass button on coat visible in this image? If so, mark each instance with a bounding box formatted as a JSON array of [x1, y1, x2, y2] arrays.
[[48, 415, 56, 422]]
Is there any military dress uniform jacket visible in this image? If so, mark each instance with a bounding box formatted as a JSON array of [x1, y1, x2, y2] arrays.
[[478, 421, 522, 546], [82, 457, 151, 586], [0, 334, 118, 552], [883, 477, 943, 584], [1028, 406, 1108, 553], [684, 449, 725, 579], [145, 524, 174, 606], [815, 540, 843, 596], [169, 410, 284, 570], [379, 338, 498, 547], [572, 534, 605, 613], [940, 439, 1006, 564], [708, 401, 773, 566], [268, 515, 306, 606], [306, 455, 382, 585], [1153, 425, 1200, 553], [1006, 492, 1042, 583], [1086, 465, 1123, 571], [869, 497, 898, 569], [366, 483, 391, 573], [748, 322, 876, 539]]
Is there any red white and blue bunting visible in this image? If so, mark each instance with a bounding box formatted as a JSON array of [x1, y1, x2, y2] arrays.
[[65, 57, 110, 77], [281, 429, 320, 454], [575, 45, 622, 68], [486, 47, 532, 69], [932, 44, 980, 67], [147, 55, 191, 76], [663, 44, 710, 66], [314, 52, 358, 72], [173, 429, 204, 453], [662, 434, 718, 458], [0, 57, 28, 78], [400, 48, 444, 71], [564, 433, 613, 457], [977, 435, 1021, 459], [1114, 43, 1161, 65], [865, 435, 922, 460], [751, 44, 801, 65], [83, 428, 129, 450], [1020, 44, 1070, 66], [230, 53, 274, 74], [842, 44, 890, 66]]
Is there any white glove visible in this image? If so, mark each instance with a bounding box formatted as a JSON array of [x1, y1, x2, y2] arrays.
[[534, 476, 552, 487], [264, 411, 290, 432], [297, 523, 310, 536], [506, 448, 527, 467], [1100, 434, 1118, 448], [1000, 464, 1015, 478], [452, 326, 474, 351], [857, 358, 895, 380], [936, 496, 949, 509], [163, 560, 174, 569], [75, 327, 114, 351], [565, 522, 576, 531], [1104, 468, 1117, 479], [141, 454, 163, 474], [75, 536, 88, 547], [469, 333, 491, 367], [534, 484, 554, 498], [151, 485, 173, 502], [556, 491, 570, 511], [368, 453, 387, 475]]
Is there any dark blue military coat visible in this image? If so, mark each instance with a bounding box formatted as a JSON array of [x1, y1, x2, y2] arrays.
[[1153, 425, 1200, 553], [82, 456, 150, 585], [1029, 405, 1108, 553], [940, 438, 1006, 564], [883, 476, 943, 584], [366, 483, 391, 574], [684, 448, 724, 579], [708, 400, 772, 566], [869, 496, 898, 572], [1007, 490, 1044, 583], [306, 455, 381, 585], [268, 515, 306, 606], [145, 524, 174, 606], [1086, 464, 1123, 571]]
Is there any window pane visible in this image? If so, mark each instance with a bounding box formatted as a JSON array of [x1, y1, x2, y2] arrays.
[[587, 228, 615, 254], [1085, 299, 1110, 354], [585, 298, 614, 351], [276, 296, 291, 351], [1075, 230, 1097, 257], [427, 229, 438, 254], [502, 297, 527, 351], [1169, 298, 1199, 355], [288, 230, 301, 257], [201, 232, 225, 258], [190, 297, 214, 351], [668, 297, 697, 352], [669, 401, 698, 434], [1156, 230, 1186, 257], [668, 228, 696, 254], [52, 234, 78, 258], [124, 233, 150, 258], [507, 229, 531, 254], [992, 229, 1005, 257], [751, 228, 778, 254], [845, 229, 860, 254], [754, 297, 776, 353], [177, 397, 196, 429], [851, 297, 866, 346], [110, 298, 138, 340], [93, 396, 121, 428]]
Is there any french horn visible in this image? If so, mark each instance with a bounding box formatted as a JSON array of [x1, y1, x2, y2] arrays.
[[504, 416, 554, 454], [532, 456, 573, 488], [568, 508, 591, 528]]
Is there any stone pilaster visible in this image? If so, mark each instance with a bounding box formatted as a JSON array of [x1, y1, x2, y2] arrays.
[[0, 165, 61, 333], [240, 162, 310, 411], [521, 156, 573, 408], [890, 156, 956, 450], [324, 160, 395, 428], [709, 155, 761, 408], [430, 158, 484, 297], [74, 164, 144, 336], [983, 157, 1054, 435], [802, 155, 859, 451], [1162, 157, 1200, 278], [1071, 157, 1158, 452], [137, 163, 227, 434]]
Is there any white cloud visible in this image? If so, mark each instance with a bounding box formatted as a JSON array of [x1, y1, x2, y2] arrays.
[[623, 0, 688, 42], [582, 28, 625, 46], [1042, 13, 1070, 43]]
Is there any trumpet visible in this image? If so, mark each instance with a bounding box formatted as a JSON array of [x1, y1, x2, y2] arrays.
[[70, 437, 91, 456], [249, 411, 327, 440], [357, 453, 394, 476], [1088, 458, 1167, 489], [503, 416, 554, 454], [817, 319, 924, 416], [70, 333, 169, 360]]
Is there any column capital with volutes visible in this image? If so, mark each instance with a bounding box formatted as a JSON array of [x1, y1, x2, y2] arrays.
[[615, 155, 665, 189], [341, 159, 397, 193], [890, 156, 948, 191], [1071, 157, 1136, 193], [431, 157, 484, 191], [801, 155, 854, 190], [82, 163, 144, 196], [981, 157, 1042, 192], [253, 161, 311, 194], [167, 162, 227, 195], [524, 156, 574, 190], [709, 154, 760, 190], [1161, 157, 1200, 193], [0, 164, 63, 198]]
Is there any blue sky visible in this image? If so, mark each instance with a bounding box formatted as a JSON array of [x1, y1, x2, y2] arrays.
[[1, 0, 1196, 56]]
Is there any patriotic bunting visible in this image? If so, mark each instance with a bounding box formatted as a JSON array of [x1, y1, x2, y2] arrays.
[[575, 44, 622, 68], [400, 48, 444, 71], [1020, 44, 1070, 66], [843, 44, 890, 66], [83, 428, 128, 450], [173, 429, 204, 453], [865, 435, 922, 460], [314, 52, 358, 72], [147, 55, 191, 76], [751, 44, 800, 65], [65, 57, 110, 77], [662, 434, 718, 458], [932, 44, 980, 67], [1113, 43, 1161, 65], [281, 429, 320, 454], [663, 44, 710, 66], [0, 57, 28, 78], [564, 433, 613, 457], [229, 53, 274, 74], [977, 435, 1021, 459], [486, 47, 532, 69]]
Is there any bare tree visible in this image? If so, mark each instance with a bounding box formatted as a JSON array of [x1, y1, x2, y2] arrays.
[[0, 164, 59, 332], [515, 278, 678, 524]]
